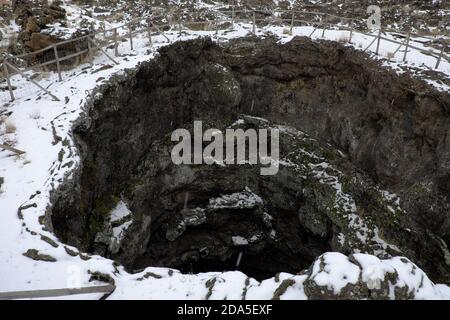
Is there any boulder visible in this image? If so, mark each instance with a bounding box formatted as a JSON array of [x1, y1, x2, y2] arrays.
[[24, 16, 39, 33], [299, 252, 440, 300], [22, 249, 57, 262], [24, 32, 56, 51], [14, 0, 68, 55]]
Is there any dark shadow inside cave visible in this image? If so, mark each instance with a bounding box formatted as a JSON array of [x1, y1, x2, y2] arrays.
[[177, 250, 305, 282], [123, 162, 334, 280]]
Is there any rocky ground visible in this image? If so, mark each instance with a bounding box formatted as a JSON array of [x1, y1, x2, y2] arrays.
[[1, 1, 447, 88], [241, 0, 449, 32], [6, 0, 91, 58], [59, 0, 450, 32], [1, 1, 449, 52]]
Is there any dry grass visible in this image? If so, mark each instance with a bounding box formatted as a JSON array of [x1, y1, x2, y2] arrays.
[[282, 27, 291, 35], [0, 116, 4, 136], [385, 52, 395, 60], [29, 110, 41, 120], [337, 36, 349, 44], [4, 119, 16, 134], [8, 33, 18, 51], [29, 71, 52, 81]]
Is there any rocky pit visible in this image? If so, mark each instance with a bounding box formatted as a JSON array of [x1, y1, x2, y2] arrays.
[[48, 36, 450, 284]]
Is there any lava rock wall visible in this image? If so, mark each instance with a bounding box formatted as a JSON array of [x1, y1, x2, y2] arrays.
[[50, 37, 450, 283]]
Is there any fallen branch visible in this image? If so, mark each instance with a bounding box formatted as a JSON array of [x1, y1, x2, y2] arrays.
[[0, 143, 25, 155]]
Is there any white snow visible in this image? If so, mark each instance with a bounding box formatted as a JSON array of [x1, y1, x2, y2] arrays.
[[310, 252, 360, 294], [208, 187, 263, 210], [110, 200, 131, 223], [232, 236, 249, 246]]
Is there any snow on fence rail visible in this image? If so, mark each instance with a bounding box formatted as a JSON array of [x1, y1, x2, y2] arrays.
[[0, 7, 448, 103]]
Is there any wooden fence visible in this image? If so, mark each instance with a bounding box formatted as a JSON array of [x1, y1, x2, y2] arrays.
[[0, 284, 115, 300], [0, 7, 448, 102]]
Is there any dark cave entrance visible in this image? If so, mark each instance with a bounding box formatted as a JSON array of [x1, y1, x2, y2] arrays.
[[175, 243, 326, 282], [47, 36, 350, 280], [125, 183, 334, 281], [176, 251, 292, 282], [49, 37, 450, 283]]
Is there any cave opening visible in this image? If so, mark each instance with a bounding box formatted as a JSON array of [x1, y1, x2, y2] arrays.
[[48, 36, 450, 283], [123, 179, 334, 281], [176, 250, 302, 282]]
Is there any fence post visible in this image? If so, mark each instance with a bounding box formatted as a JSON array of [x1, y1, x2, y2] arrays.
[[252, 11, 256, 34], [129, 25, 134, 51], [3, 60, 14, 101], [392, 39, 405, 59], [149, 20, 170, 42], [321, 24, 326, 38], [113, 28, 119, 57], [349, 26, 353, 43], [87, 36, 94, 66], [147, 19, 152, 46], [231, 4, 235, 30], [178, 21, 182, 37], [402, 32, 410, 62], [375, 28, 382, 55], [290, 11, 294, 35], [435, 42, 444, 69], [88, 38, 118, 65], [5, 61, 59, 101], [363, 35, 378, 52], [53, 45, 62, 81]]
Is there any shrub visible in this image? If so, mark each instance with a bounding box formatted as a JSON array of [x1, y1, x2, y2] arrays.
[[385, 52, 395, 60], [337, 36, 349, 43], [4, 119, 16, 134]]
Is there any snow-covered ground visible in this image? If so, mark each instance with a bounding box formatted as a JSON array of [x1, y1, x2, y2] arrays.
[[1, 20, 449, 299]]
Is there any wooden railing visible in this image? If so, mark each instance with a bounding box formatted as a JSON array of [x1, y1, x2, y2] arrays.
[[0, 284, 115, 300], [0, 7, 448, 102]]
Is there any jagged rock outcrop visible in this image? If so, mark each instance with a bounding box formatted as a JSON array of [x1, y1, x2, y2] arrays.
[[273, 252, 445, 300], [0, 2, 12, 22], [15, 0, 66, 50], [105, 251, 448, 299], [49, 37, 449, 284], [230, 0, 448, 33], [12, 0, 89, 61]]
